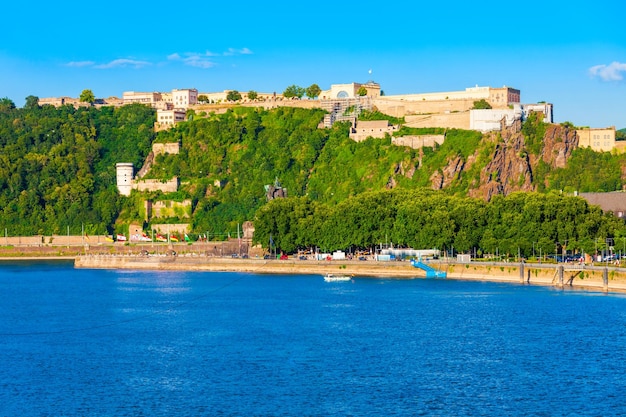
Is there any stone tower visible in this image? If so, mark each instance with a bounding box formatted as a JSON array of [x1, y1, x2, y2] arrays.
[[116, 163, 134, 196]]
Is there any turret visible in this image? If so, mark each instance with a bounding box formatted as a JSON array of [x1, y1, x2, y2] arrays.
[[116, 163, 134, 196]]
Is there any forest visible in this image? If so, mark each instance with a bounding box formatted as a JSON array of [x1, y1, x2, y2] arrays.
[[1, 98, 626, 257]]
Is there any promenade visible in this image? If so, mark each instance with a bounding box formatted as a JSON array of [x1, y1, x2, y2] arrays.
[[72, 254, 626, 294]]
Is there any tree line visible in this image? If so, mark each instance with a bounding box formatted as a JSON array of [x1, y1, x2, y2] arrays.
[[253, 189, 625, 258]]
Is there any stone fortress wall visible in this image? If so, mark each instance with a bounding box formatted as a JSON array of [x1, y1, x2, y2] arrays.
[[392, 135, 446, 149], [132, 178, 179, 193]]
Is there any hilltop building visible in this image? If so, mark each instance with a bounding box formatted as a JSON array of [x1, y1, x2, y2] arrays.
[[576, 127, 617, 153], [37, 81, 623, 153], [198, 90, 281, 103], [319, 82, 381, 99], [122, 91, 162, 106], [156, 109, 186, 130], [350, 120, 398, 142], [470, 103, 554, 132]]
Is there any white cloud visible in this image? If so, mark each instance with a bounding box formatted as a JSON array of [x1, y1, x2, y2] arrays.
[[94, 59, 152, 69], [168, 48, 253, 67], [224, 47, 253, 56], [589, 61, 626, 81], [65, 61, 95, 67], [183, 55, 217, 69]]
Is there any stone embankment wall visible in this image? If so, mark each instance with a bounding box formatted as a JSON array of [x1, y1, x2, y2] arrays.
[[73, 257, 626, 292], [1, 235, 111, 246]]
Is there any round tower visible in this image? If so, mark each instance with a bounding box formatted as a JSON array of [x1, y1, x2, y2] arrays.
[[116, 163, 134, 196]]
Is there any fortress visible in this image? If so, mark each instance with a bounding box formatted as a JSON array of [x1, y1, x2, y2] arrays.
[[39, 82, 617, 152]]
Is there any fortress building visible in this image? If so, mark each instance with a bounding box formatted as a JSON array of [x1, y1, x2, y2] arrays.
[[576, 127, 617, 153], [319, 82, 381, 99]]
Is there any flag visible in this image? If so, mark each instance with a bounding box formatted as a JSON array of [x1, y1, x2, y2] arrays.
[[269, 234, 274, 248], [184, 234, 191, 242], [116, 234, 127, 242], [140, 233, 152, 242], [170, 235, 179, 242], [156, 234, 167, 242], [105, 236, 114, 242]]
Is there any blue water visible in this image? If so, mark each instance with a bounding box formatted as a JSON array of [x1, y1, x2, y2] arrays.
[[2, 261, 626, 416]]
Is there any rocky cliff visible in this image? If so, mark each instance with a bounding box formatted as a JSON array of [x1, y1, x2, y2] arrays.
[[428, 118, 578, 200]]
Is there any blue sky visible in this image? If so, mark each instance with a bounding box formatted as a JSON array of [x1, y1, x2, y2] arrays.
[[2, 0, 625, 128]]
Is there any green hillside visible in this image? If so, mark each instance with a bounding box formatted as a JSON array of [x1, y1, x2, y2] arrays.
[[0, 101, 155, 235], [1, 100, 626, 255]]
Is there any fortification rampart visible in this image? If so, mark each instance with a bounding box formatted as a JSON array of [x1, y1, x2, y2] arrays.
[[392, 135, 445, 149], [404, 112, 470, 129], [146, 200, 192, 219], [133, 178, 179, 193], [374, 98, 481, 118], [152, 142, 180, 155]]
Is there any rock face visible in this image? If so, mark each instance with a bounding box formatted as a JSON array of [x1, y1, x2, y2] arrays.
[[468, 120, 533, 200], [388, 116, 578, 200], [539, 124, 578, 169], [430, 155, 466, 190], [465, 119, 578, 200]]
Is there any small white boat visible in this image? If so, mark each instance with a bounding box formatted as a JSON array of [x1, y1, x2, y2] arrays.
[[323, 273, 352, 282]]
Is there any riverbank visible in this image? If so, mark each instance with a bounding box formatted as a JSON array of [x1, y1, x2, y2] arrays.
[[73, 255, 626, 293]]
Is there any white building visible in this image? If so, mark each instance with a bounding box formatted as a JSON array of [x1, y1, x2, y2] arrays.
[[116, 163, 134, 196], [172, 89, 198, 109], [156, 109, 186, 127], [469, 103, 554, 132], [319, 82, 380, 99], [122, 91, 162, 106]]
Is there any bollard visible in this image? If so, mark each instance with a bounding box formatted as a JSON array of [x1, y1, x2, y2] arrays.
[[520, 262, 525, 283], [603, 268, 609, 291]]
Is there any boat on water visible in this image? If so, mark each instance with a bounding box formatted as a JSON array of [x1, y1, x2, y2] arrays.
[[323, 273, 353, 282]]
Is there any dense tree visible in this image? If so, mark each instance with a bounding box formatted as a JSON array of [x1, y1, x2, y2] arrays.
[[247, 90, 258, 100], [357, 86, 368, 96], [0, 103, 155, 235], [197, 94, 209, 103], [472, 99, 492, 109], [0, 97, 16, 111], [226, 90, 242, 101], [24, 95, 39, 110], [305, 84, 321, 99], [283, 85, 305, 99], [79, 89, 95, 104], [253, 189, 623, 257]]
